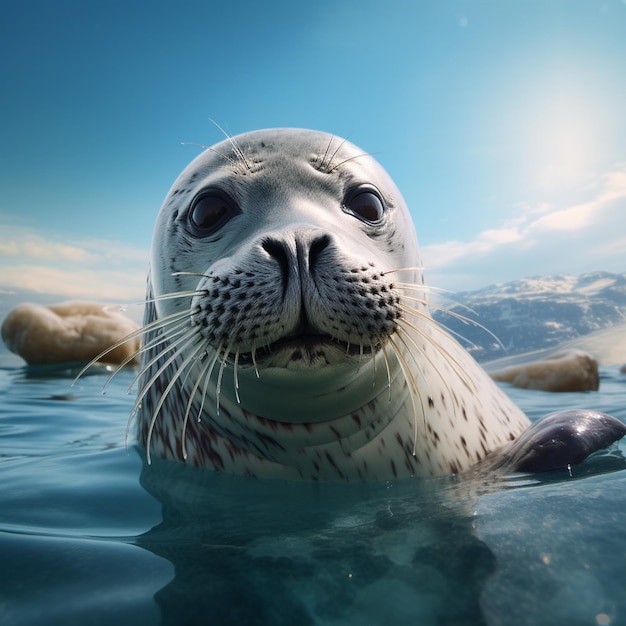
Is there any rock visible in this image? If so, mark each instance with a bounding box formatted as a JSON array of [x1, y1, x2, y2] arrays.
[[1, 301, 140, 366], [490, 350, 599, 392]]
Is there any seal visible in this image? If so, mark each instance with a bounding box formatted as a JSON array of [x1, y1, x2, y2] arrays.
[[93, 128, 626, 481]]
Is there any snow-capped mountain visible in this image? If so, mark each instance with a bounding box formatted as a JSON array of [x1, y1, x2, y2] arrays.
[[431, 271, 626, 362]]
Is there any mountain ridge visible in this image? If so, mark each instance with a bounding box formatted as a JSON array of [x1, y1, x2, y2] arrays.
[[432, 270, 626, 362]]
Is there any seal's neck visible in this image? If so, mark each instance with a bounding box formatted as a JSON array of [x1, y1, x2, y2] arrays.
[[221, 355, 402, 424]]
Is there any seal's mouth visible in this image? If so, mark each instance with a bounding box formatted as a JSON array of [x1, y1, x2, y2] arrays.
[[235, 333, 378, 367]]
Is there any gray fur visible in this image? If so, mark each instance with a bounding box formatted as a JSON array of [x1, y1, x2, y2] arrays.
[[133, 129, 533, 481]]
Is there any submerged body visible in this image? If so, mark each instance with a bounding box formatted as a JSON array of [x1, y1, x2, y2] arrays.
[[129, 128, 623, 481]]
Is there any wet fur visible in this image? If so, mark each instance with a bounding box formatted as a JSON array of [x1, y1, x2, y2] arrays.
[[91, 129, 534, 481]]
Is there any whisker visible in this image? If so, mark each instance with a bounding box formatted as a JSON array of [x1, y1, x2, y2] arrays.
[[131, 325, 195, 393], [178, 344, 217, 458], [398, 295, 470, 334], [208, 117, 253, 172], [388, 335, 423, 456], [227, 135, 252, 174], [101, 349, 143, 393], [177, 340, 209, 391], [328, 152, 374, 173], [144, 335, 204, 462], [142, 289, 205, 304], [391, 280, 459, 297], [100, 322, 188, 396], [132, 328, 199, 463], [137, 306, 194, 331], [399, 296, 484, 351], [171, 271, 213, 280], [140, 315, 193, 347], [179, 344, 214, 460], [180, 140, 247, 175], [197, 340, 225, 422], [127, 324, 196, 395], [395, 324, 455, 402], [395, 305, 476, 393], [398, 296, 504, 353], [72, 307, 192, 385], [216, 345, 232, 416], [318, 135, 336, 171], [378, 338, 394, 401], [251, 343, 260, 378], [396, 285, 480, 319], [393, 281, 485, 322], [111, 288, 203, 313], [233, 347, 241, 404], [119, 316, 193, 442], [381, 267, 426, 276], [325, 137, 348, 171], [133, 320, 192, 363]]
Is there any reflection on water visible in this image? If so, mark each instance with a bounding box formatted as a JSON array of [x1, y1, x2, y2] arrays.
[[0, 364, 626, 625], [138, 458, 499, 625], [136, 444, 626, 626]]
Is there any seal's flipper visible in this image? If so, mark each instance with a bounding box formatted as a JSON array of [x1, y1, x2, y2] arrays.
[[497, 410, 626, 473]]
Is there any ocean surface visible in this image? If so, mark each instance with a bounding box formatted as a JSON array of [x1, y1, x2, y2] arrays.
[[1, 355, 625, 626]]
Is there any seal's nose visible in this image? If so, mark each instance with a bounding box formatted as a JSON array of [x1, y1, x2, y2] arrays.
[[261, 231, 332, 333], [261, 232, 331, 283]]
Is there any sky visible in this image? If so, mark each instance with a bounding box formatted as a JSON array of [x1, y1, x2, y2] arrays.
[[1, 0, 626, 311]]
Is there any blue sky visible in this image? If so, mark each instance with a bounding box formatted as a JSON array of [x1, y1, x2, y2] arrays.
[[1, 0, 626, 308]]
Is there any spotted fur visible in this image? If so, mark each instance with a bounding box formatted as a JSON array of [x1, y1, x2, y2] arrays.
[[127, 128, 530, 481]]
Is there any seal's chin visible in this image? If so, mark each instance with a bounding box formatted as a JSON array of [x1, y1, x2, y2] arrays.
[[236, 334, 377, 370]]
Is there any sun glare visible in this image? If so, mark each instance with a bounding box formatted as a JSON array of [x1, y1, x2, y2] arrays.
[[516, 71, 610, 193]]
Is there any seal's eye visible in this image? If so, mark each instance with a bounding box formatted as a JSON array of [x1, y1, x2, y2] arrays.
[[345, 189, 385, 224], [188, 192, 239, 236]]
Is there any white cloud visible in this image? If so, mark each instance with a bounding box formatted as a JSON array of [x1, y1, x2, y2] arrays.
[[423, 164, 626, 289], [477, 226, 524, 245], [0, 264, 146, 302], [0, 224, 149, 266], [591, 235, 626, 259], [528, 165, 626, 234], [528, 203, 596, 233], [423, 223, 529, 270], [0, 223, 149, 302], [0, 235, 99, 263]]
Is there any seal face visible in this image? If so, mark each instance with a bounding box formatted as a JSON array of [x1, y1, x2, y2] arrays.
[[132, 128, 532, 480]]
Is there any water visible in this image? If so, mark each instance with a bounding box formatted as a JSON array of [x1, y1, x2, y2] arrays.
[[1, 360, 625, 626]]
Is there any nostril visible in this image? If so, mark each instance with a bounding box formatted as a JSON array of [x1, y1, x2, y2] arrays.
[[261, 237, 285, 259], [262, 238, 290, 286], [308, 234, 331, 269]]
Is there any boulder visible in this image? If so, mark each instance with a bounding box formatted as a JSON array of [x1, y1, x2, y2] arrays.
[[1, 301, 140, 366], [490, 349, 599, 392]]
